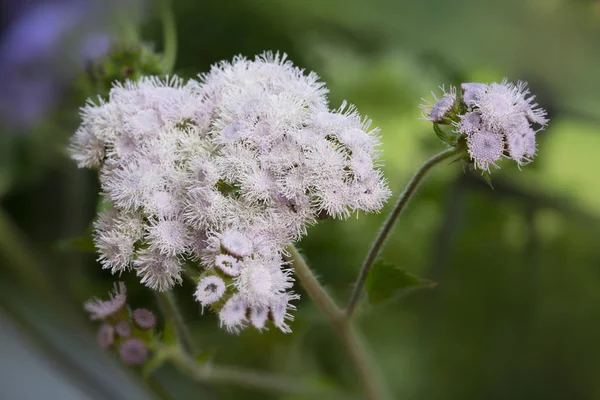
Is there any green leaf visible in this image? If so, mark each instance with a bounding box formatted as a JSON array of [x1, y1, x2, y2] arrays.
[[481, 170, 494, 189], [433, 123, 450, 144], [365, 260, 437, 305], [54, 235, 96, 253]]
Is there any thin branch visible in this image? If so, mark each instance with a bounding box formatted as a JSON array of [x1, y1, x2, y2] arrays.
[[345, 147, 461, 318], [159, 0, 177, 74], [287, 246, 388, 400], [165, 346, 348, 399], [155, 291, 198, 357], [286, 245, 343, 323]]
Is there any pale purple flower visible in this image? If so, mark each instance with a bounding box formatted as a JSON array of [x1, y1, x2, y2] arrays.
[[97, 323, 115, 349], [466, 130, 504, 172], [84, 281, 127, 320], [119, 338, 148, 366], [115, 320, 132, 337], [132, 308, 157, 330], [421, 86, 457, 122]]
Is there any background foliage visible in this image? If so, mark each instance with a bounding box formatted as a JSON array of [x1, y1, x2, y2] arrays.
[[2, 0, 600, 399]]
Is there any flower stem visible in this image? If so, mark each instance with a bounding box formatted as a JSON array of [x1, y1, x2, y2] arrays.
[[345, 147, 461, 318], [287, 246, 388, 400], [155, 291, 198, 356], [164, 346, 345, 398], [159, 0, 177, 74]]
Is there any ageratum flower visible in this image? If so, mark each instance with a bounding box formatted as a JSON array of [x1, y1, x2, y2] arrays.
[[70, 52, 391, 333], [423, 79, 548, 172], [84, 281, 127, 320]]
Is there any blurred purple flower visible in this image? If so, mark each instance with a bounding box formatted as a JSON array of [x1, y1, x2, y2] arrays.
[[0, 0, 143, 129]]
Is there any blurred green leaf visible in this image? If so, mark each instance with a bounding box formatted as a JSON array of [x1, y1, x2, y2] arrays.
[[365, 260, 437, 305], [55, 235, 96, 253], [142, 347, 170, 379]]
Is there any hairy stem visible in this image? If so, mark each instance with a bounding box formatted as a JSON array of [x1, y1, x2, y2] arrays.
[[159, 0, 177, 74], [345, 147, 460, 318], [155, 291, 198, 356], [287, 246, 388, 400], [165, 346, 344, 398]]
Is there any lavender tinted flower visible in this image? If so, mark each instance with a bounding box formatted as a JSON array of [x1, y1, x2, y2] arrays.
[[132, 308, 157, 330], [84, 281, 127, 320], [424, 79, 548, 173], [119, 338, 149, 366], [421, 86, 457, 123], [115, 320, 132, 337]]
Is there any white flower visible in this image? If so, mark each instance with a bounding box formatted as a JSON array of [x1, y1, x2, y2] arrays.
[[134, 249, 182, 292], [219, 294, 247, 333], [71, 51, 391, 333], [269, 293, 298, 334], [234, 256, 294, 308], [146, 218, 189, 257], [215, 254, 241, 276], [195, 275, 226, 307], [69, 126, 105, 168], [249, 306, 269, 330], [220, 231, 253, 258]]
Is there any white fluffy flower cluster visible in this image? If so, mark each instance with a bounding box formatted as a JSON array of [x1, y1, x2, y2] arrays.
[[423, 80, 548, 172], [70, 52, 390, 333]]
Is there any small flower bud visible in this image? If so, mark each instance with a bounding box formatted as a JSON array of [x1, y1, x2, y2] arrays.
[[97, 323, 115, 349], [119, 338, 149, 366], [84, 282, 127, 320], [115, 320, 132, 337], [421, 86, 457, 123], [132, 308, 157, 330]]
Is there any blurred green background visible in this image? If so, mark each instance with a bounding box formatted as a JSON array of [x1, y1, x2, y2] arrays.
[[2, 0, 600, 399]]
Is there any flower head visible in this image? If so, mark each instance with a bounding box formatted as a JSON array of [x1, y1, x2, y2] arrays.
[[424, 79, 548, 173], [119, 338, 149, 366], [71, 51, 391, 332], [132, 308, 157, 330], [84, 281, 127, 320], [195, 275, 227, 307]]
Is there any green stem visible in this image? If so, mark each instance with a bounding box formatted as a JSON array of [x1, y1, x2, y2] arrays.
[[160, 0, 177, 74], [165, 346, 344, 398], [287, 246, 388, 400], [345, 147, 460, 318], [155, 291, 198, 357]]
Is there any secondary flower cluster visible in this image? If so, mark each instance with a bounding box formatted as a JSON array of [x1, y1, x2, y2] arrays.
[[85, 282, 156, 366], [71, 52, 390, 333], [422, 80, 548, 172]]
